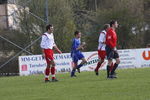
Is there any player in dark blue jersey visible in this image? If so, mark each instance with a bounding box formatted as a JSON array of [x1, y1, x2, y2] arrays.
[[70, 31, 87, 77]]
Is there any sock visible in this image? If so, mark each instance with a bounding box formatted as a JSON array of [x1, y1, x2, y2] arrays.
[[110, 63, 118, 75], [107, 65, 110, 78], [95, 62, 102, 72], [45, 68, 50, 80], [76, 64, 83, 69], [51, 67, 56, 79], [71, 68, 76, 76], [110, 63, 114, 72]]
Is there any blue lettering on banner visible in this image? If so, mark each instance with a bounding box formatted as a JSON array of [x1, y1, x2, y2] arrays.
[[119, 54, 129, 57], [84, 59, 99, 66], [118, 51, 122, 53], [119, 65, 135, 68], [54, 55, 71, 60], [21, 56, 44, 62], [120, 57, 136, 60], [57, 68, 71, 73], [29, 63, 46, 68], [120, 61, 133, 64], [123, 50, 130, 53], [29, 70, 44, 75], [141, 64, 150, 67], [56, 62, 70, 66]]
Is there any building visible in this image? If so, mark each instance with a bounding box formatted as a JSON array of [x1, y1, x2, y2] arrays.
[[0, 0, 27, 29], [0, 0, 8, 29]]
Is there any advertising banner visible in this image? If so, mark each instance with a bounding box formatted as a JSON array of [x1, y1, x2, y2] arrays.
[[18, 48, 150, 76], [136, 48, 150, 68]]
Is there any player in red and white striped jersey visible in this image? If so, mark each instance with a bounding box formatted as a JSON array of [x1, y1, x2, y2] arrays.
[[95, 24, 113, 76], [40, 24, 62, 82]]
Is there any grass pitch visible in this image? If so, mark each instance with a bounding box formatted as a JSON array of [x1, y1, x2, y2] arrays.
[[0, 68, 150, 100]]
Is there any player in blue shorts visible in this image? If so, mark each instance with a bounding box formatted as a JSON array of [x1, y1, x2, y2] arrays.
[[70, 31, 87, 77]]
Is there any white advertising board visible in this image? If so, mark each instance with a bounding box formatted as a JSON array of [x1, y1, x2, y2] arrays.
[[18, 48, 150, 76]]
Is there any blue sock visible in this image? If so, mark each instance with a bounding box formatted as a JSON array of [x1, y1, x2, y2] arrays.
[[77, 64, 83, 69], [71, 69, 76, 76]]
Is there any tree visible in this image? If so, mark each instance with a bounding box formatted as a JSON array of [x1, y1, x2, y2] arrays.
[[85, 0, 146, 50], [16, 0, 76, 53]]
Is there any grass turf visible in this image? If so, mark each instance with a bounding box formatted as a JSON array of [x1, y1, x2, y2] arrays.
[[0, 68, 150, 100]]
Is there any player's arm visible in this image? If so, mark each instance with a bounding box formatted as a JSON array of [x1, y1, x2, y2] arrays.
[[40, 35, 47, 56], [77, 42, 86, 50], [99, 33, 106, 44], [41, 49, 45, 57], [76, 45, 84, 50], [53, 45, 62, 54], [40, 35, 46, 48], [53, 36, 62, 54]]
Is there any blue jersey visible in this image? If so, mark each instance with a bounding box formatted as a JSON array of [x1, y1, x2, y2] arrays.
[[71, 38, 81, 54], [71, 38, 84, 63]]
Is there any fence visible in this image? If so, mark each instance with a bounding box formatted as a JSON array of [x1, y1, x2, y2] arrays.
[[0, 0, 49, 76]]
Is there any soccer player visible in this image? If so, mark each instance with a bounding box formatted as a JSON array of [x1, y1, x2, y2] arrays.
[[105, 20, 120, 78], [40, 24, 62, 82], [70, 31, 87, 77], [94, 24, 110, 76]]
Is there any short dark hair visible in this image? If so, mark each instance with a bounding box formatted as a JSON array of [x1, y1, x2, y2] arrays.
[[103, 24, 110, 30], [46, 24, 53, 31], [109, 20, 117, 27], [74, 31, 80, 36]]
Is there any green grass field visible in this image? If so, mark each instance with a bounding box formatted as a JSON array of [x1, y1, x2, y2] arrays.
[[0, 68, 150, 100]]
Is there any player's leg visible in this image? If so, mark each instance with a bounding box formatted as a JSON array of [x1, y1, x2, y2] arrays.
[[109, 62, 113, 72], [44, 57, 51, 82], [110, 62, 118, 76], [71, 62, 77, 77], [76, 57, 87, 72], [107, 59, 113, 78], [105, 46, 114, 78], [95, 59, 104, 75], [44, 49, 52, 82], [110, 62, 114, 71], [50, 60, 58, 82], [47, 49, 58, 82], [71, 54, 78, 77], [110, 51, 120, 77], [76, 53, 87, 70], [95, 50, 105, 76]]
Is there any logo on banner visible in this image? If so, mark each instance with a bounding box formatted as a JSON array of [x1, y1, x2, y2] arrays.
[[86, 53, 99, 70], [21, 65, 28, 71], [85, 53, 107, 70], [142, 51, 150, 60]]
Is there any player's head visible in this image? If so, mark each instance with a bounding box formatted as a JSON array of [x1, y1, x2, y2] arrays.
[[46, 24, 54, 33], [74, 31, 81, 38], [110, 20, 118, 29], [103, 24, 110, 31]]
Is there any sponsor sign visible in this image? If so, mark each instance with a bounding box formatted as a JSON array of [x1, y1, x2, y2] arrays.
[[136, 48, 150, 68], [18, 48, 150, 76]]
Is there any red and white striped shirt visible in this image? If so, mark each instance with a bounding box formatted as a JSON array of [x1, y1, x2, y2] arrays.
[[98, 30, 107, 51], [40, 32, 56, 49]]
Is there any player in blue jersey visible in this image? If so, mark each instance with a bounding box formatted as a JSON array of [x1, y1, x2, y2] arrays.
[[70, 31, 87, 77]]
